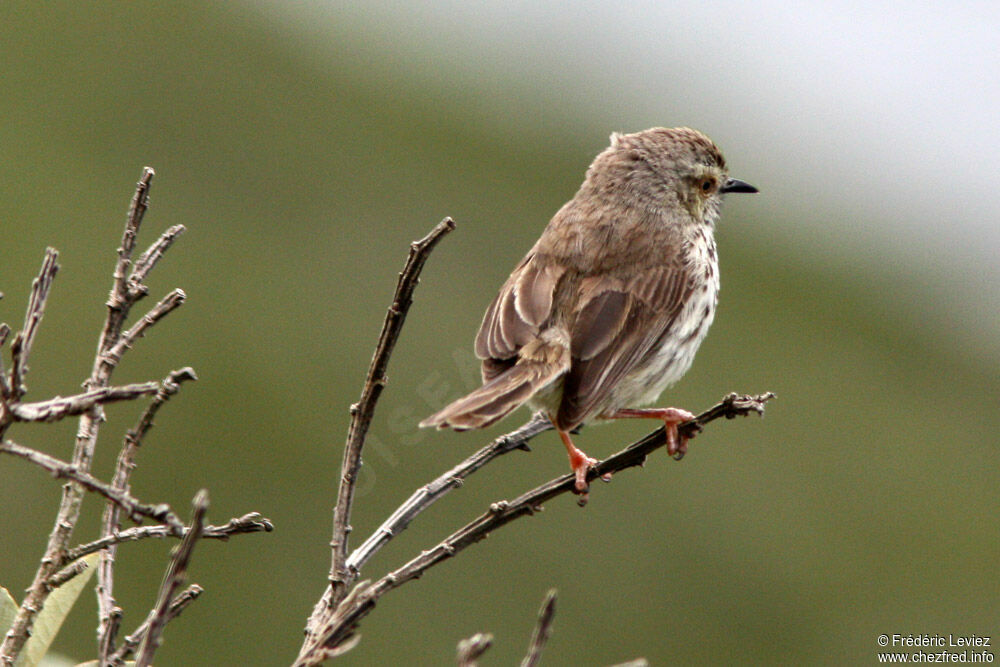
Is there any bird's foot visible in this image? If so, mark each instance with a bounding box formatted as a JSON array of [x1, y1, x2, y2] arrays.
[[559, 430, 605, 506], [610, 407, 697, 460]]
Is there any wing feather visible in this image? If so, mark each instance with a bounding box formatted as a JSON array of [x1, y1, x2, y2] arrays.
[[474, 252, 565, 381], [556, 264, 693, 429]]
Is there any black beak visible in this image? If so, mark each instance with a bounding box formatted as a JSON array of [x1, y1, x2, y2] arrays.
[[720, 178, 758, 194]]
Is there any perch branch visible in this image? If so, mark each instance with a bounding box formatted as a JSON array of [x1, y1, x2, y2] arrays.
[[345, 412, 551, 575], [134, 490, 208, 667], [325, 217, 455, 607], [299, 392, 774, 658]]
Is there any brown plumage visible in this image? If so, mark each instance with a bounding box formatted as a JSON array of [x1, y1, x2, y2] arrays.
[[421, 127, 756, 496]]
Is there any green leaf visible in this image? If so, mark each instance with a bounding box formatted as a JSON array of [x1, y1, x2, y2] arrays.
[[1, 586, 20, 636], [19, 553, 99, 667]]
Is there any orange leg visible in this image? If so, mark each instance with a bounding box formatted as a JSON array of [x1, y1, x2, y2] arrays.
[[558, 429, 597, 494], [609, 407, 696, 459]]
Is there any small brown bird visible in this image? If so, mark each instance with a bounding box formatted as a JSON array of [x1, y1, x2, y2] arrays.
[[421, 127, 756, 494]]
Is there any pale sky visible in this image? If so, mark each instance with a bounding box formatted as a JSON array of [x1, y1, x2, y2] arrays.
[[262, 0, 1000, 357]]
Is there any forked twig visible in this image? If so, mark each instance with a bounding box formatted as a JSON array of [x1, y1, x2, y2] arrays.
[[97, 366, 197, 660], [299, 393, 774, 658], [6, 248, 59, 402], [345, 412, 550, 575], [109, 585, 203, 666], [134, 490, 208, 667], [323, 218, 455, 611]]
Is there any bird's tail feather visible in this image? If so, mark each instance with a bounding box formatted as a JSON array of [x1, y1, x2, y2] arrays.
[[420, 359, 565, 431]]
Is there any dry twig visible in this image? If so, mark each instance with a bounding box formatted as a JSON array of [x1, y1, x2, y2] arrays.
[[0, 168, 271, 666], [134, 491, 209, 667], [345, 412, 550, 575], [0, 439, 183, 528], [109, 585, 203, 666], [8, 382, 159, 422], [0, 169, 163, 664], [97, 366, 197, 660], [456, 633, 493, 667], [303, 217, 455, 650], [65, 512, 273, 564], [521, 589, 557, 667]]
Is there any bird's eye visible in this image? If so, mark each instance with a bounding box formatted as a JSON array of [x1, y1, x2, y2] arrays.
[[700, 177, 716, 194]]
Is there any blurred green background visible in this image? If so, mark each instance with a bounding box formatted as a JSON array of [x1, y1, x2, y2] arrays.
[[2, 2, 997, 665]]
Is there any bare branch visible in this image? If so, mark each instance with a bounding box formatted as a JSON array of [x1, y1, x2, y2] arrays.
[[521, 589, 557, 667], [0, 439, 183, 529], [97, 366, 197, 660], [0, 169, 183, 664], [299, 393, 775, 657], [346, 412, 550, 575], [0, 323, 11, 400], [456, 633, 493, 667], [46, 557, 92, 591], [129, 224, 186, 295], [9, 382, 159, 422], [98, 167, 155, 357], [325, 217, 455, 607], [67, 513, 273, 563], [103, 290, 187, 367], [7, 248, 59, 401], [111, 585, 203, 666], [134, 490, 208, 667]]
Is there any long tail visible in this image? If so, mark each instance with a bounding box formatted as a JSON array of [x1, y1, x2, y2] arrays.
[[419, 358, 566, 431]]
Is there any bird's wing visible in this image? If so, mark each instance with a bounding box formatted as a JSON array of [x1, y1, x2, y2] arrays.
[[555, 263, 694, 429], [475, 252, 566, 381]]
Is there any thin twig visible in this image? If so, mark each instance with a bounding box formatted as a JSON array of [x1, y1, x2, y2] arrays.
[[129, 224, 186, 295], [7, 248, 59, 402], [0, 168, 179, 665], [0, 439, 183, 528], [103, 290, 187, 367], [46, 557, 92, 591], [67, 513, 273, 564], [100, 167, 155, 353], [326, 218, 455, 605], [111, 584, 203, 666], [134, 490, 208, 667], [521, 589, 557, 667], [456, 633, 493, 667], [0, 323, 11, 401], [298, 392, 774, 658], [97, 366, 197, 660], [8, 382, 159, 422], [299, 217, 456, 662], [345, 412, 550, 575]]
